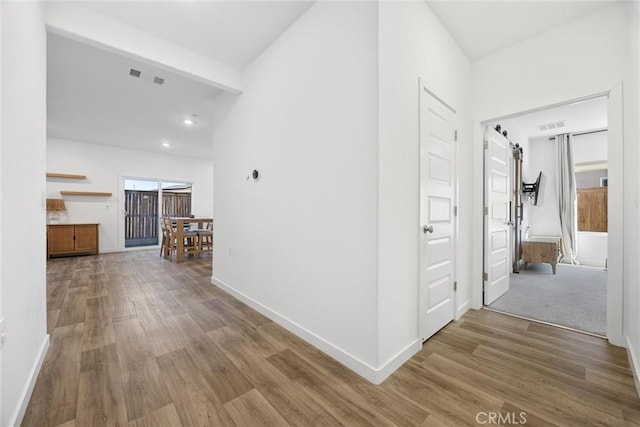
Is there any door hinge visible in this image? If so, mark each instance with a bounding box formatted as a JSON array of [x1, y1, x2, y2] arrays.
[[483, 206, 488, 215], [483, 272, 488, 281], [453, 206, 458, 216], [453, 281, 457, 291], [454, 130, 458, 141], [483, 140, 488, 149]]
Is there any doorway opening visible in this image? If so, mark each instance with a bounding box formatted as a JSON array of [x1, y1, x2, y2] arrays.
[[482, 92, 619, 339], [123, 178, 192, 249]]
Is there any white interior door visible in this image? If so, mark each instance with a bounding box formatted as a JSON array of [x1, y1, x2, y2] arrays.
[[419, 85, 457, 341], [484, 126, 511, 304]]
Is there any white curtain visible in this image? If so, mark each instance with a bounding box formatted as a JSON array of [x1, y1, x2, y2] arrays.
[[557, 133, 578, 264]]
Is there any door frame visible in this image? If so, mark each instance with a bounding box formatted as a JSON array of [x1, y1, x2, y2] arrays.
[[118, 175, 194, 252], [418, 79, 459, 340], [474, 88, 623, 346]]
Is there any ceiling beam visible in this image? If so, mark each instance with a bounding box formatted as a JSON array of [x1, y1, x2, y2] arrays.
[[45, 2, 244, 94]]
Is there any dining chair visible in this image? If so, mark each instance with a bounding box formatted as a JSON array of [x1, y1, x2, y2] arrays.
[[196, 221, 213, 255], [163, 217, 198, 259], [160, 216, 169, 257]]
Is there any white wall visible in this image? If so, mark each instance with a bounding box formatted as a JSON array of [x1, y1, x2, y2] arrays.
[[577, 233, 607, 267], [1, 3, 48, 426], [212, 2, 380, 377], [574, 131, 608, 165], [525, 136, 560, 236], [624, 0, 640, 391], [377, 1, 471, 371], [0, 3, 4, 422], [471, 3, 636, 350], [47, 138, 213, 252]]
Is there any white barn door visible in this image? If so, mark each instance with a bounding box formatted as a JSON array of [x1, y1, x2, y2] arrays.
[[483, 126, 511, 305], [419, 84, 457, 341]]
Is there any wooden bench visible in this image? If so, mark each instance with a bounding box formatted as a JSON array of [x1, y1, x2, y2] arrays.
[[522, 236, 561, 274]]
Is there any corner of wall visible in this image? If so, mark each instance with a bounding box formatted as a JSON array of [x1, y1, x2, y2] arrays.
[[626, 336, 640, 398]]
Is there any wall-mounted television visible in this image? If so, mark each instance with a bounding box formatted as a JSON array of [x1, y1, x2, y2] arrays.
[[522, 171, 546, 207]]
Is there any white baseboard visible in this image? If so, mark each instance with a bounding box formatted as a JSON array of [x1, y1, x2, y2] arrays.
[[211, 276, 419, 385], [9, 334, 49, 427], [625, 336, 640, 399], [374, 339, 421, 384], [456, 299, 471, 320]]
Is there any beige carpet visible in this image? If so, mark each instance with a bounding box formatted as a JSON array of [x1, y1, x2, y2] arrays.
[[488, 263, 607, 336]]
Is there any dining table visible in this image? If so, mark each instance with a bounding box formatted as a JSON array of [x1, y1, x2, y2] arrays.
[[170, 217, 213, 263]]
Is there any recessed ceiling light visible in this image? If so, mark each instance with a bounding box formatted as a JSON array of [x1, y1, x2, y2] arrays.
[[183, 118, 194, 125], [161, 141, 170, 148]]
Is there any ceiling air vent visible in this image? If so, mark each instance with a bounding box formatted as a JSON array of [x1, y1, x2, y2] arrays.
[[129, 68, 141, 78], [153, 76, 165, 85], [537, 120, 566, 131]]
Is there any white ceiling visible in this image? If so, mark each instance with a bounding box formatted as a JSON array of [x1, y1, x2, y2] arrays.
[[49, 1, 617, 159], [79, 1, 314, 70], [48, 32, 222, 159], [427, 1, 619, 59], [493, 95, 608, 141], [48, 1, 313, 159]]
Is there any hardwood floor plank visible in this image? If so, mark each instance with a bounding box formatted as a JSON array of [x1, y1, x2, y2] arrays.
[[76, 344, 128, 427], [47, 309, 60, 335], [172, 313, 255, 403], [120, 358, 172, 423], [155, 348, 236, 426], [24, 251, 640, 427], [387, 361, 502, 426], [137, 307, 186, 358], [473, 344, 640, 412], [451, 322, 593, 379], [145, 291, 185, 318], [259, 321, 362, 384], [82, 296, 115, 351], [22, 323, 84, 427], [47, 279, 70, 311], [56, 286, 88, 328], [87, 272, 110, 298], [460, 317, 632, 371], [499, 401, 558, 427], [69, 269, 90, 289], [204, 295, 272, 330], [224, 389, 290, 427], [423, 344, 625, 426], [127, 404, 183, 427], [181, 298, 227, 333], [267, 349, 395, 427], [209, 326, 341, 426], [110, 296, 138, 323], [112, 319, 172, 422]]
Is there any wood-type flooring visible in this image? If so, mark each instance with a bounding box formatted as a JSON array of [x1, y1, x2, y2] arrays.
[[22, 250, 640, 426]]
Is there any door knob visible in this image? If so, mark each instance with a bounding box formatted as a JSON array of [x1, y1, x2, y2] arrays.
[[423, 225, 434, 234]]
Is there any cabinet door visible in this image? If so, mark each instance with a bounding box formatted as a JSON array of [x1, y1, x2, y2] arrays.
[[75, 224, 97, 252], [48, 225, 75, 253]]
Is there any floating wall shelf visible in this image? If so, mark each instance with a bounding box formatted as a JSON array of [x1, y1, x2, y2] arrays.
[[60, 191, 112, 197], [46, 173, 87, 180]]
